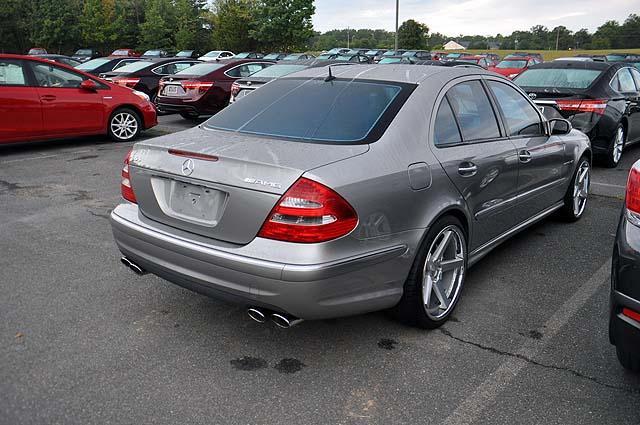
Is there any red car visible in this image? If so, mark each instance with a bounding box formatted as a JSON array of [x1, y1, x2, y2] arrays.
[[0, 54, 157, 144], [155, 59, 273, 119], [111, 48, 141, 57], [458, 55, 490, 69], [489, 56, 538, 79]]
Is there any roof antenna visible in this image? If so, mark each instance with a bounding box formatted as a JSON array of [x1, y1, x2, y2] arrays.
[[325, 66, 336, 82]]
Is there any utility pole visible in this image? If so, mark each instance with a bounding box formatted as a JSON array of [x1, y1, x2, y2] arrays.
[[347, 27, 350, 49], [394, 0, 399, 51], [555, 27, 560, 51]]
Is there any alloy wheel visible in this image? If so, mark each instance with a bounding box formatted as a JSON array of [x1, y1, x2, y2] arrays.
[[110, 112, 139, 141], [612, 126, 624, 165], [422, 225, 466, 320], [572, 161, 590, 218]]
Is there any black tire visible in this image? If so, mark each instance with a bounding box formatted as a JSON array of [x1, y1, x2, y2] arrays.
[[108, 107, 141, 142], [393, 216, 467, 329], [180, 112, 199, 120], [616, 345, 640, 373], [602, 124, 625, 168], [558, 156, 590, 222]]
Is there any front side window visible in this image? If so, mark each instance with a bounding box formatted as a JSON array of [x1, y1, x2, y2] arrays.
[[204, 78, 408, 144], [0, 61, 27, 86], [153, 62, 196, 75], [446, 81, 501, 141], [226, 63, 270, 78], [488, 81, 543, 136], [434, 98, 462, 146], [31, 63, 84, 88]]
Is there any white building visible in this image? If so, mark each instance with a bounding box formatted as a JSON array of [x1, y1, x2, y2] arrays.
[[443, 41, 466, 50]]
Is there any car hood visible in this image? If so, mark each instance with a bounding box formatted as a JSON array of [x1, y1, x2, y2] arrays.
[[489, 67, 523, 76]]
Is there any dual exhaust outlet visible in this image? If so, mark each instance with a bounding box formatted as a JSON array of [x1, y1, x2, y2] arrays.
[[247, 307, 303, 329]]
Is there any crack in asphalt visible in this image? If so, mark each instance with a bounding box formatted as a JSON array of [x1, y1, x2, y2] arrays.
[[439, 328, 640, 395]]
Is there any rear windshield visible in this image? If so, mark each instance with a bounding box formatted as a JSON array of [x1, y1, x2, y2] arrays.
[[497, 60, 527, 69], [175, 63, 225, 76], [235, 53, 251, 58], [176, 51, 193, 57], [249, 64, 307, 78], [203, 51, 222, 57], [204, 78, 411, 144], [114, 61, 154, 73], [143, 50, 161, 56], [76, 58, 110, 70], [514, 68, 603, 89], [75, 49, 92, 55], [112, 50, 130, 55]]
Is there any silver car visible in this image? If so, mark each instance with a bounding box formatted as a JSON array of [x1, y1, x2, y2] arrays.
[[111, 65, 591, 328]]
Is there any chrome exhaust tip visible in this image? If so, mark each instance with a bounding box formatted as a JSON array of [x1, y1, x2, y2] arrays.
[[247, 308, 267, 323], [120, 256, 146, 276], [270, 313, 303, 329]]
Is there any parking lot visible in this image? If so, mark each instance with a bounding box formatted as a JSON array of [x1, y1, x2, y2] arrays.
[[1, 116, 639, 424]]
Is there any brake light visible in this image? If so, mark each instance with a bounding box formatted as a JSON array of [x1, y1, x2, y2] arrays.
[[626, 163, 640, 216], [168, 149, 219, 162], [181, 80, 213, 94], [622, 308, 640, 323], [258, 178, 358, 243], [556, 99, 608, 116], [114, 77, 140, 88], [121, 150, 137, 203], [231, 82, 240, 96]]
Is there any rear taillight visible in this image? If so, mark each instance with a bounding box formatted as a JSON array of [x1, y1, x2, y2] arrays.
[[114, 77, 140, 88], [258, 178, 358, 243], [622, 307, 640, 323], [121, 150, 137, 203], [231, 82, 240, 96], [626, 163, 640, 224], [181, 80, 213, 94], [556, 99, 607, 116]]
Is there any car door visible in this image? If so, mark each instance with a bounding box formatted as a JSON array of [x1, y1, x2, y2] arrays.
[[0, 59, 43, 143], [486, 78, 567, 220], [430, 79, 520, 249], [621, 67, 640, 143], [29, 61, 104, 136]]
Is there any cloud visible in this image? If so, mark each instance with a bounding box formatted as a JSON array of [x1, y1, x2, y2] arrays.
[[312, 0, 638, 35]]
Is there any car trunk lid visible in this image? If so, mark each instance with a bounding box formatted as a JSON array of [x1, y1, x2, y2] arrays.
[[128, 126, 368, 244]]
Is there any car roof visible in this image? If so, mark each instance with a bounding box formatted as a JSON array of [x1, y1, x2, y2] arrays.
[[282, 63, 485, 84]]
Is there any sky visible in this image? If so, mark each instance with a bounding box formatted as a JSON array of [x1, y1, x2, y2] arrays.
[[312, 0, 640, 35]]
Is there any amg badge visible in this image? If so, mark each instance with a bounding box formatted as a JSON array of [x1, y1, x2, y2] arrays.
[[243, 178, 282, 189]]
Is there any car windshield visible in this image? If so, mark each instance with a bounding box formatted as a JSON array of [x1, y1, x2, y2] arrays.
[[144, 50, 161, 56], [248, 64, 307, 78], [235, 53, 251, 58], [496, 60, 527, 69], [75, 49, 92, 55], [514, 68, 603, 89], [112, 50, 130, 55], [326, 48, 343, 54], [383, 51, 398, 56], [379, 58, 402, 64], [264, 53, 282, 60], [29, 49, 46, 54], [75, 58, 111, 70], [335, 55, 353, 61], [203, 51, 221, 57], [175, 63, 225, 76], [402, 51, 417, 57], [446, 53, 462, 58], [176, 51, 193, 57], [365, 50, 379, 55], [113, 61, 154, 73], [317, 54, 333, 60], [204, 78, 405, 143]]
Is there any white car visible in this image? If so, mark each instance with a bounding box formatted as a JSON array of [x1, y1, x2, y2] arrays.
[[198, 51, 235, 62]]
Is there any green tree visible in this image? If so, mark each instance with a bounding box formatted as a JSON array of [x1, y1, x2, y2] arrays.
[[212, 0, 257, 52], [174, 0, 207, 50], [593, 20, 621, 49], [30, 0, 81, 53], [397, 19, 429, 49], [138, 0, 175, 50], [574, 28, 592, 49], [550, 26, 573, 50], [620, 14, 640, 49], [250, 0, 315, 51]]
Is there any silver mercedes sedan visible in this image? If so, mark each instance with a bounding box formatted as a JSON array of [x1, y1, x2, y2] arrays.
[[111, 65, 591, 329]]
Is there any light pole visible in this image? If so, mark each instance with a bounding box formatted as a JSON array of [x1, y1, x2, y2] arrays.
[[394, 0, 399, 51]]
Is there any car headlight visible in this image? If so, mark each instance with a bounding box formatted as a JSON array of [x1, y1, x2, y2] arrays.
[[132, 90, 150, 102]]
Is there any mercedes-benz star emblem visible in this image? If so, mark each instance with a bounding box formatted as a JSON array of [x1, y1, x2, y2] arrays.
[[181, 159, 195, 176]]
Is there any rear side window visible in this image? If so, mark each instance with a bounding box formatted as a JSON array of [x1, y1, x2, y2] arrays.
[[611, 69, 637, 92], [446, 81, 501, 141], [434, 99, 462, 146], [488, 81, 543, 137], [204, 78, 410, 144], [0, 61, 27, 86]]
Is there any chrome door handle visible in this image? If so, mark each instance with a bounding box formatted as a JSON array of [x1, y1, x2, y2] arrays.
[[40, 95, 56, 102], [458, 162, 478, 177], [518, 150, 532, 163]]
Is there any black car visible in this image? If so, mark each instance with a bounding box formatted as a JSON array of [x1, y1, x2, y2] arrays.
[[175, 50, 201, 59], [514, 61, 640, 167], [34, 54, 82, 67], [402, 50, 433, 60], [364, 49, 387, 61], [229, 59, 354, 103], [264, 52, 288, 61], [72, 48, 101, 62], [607, 53, 640, 63], [610, 159, 640, 372], [75, 56, 143, 76], [334, 53, 371, 64], [99, 58, 200, 101]]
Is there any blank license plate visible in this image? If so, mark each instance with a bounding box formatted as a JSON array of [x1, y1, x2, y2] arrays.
[[165, 85, 179, 95], [168, 181, 225, 225]]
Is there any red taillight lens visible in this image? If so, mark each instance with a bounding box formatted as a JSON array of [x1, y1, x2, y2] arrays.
[[622, 308, 640, 323], [182, 80, 213, 94], [121, 149, 137, 203], [626, 164, 640, 214], [114, 77, 140, 88], [556, 99, 607, 116], [231, 82, 240, 96], [257, 178, 358, 243]]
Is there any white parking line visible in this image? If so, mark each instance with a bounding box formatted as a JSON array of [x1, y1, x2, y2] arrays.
[[442, 260, 611, 425], [592, 181, 626, 189]]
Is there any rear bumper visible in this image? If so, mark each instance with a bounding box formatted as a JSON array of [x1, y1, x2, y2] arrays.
[[155, 101, 200, 116], [110, 203, 416, 320], [140, 102, 158, 129]]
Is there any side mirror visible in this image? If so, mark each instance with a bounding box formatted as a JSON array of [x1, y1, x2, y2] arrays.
[[548, 118, 572, 135], [80, 79, 98, 91]]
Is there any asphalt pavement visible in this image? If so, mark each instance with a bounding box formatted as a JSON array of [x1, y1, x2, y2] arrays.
[[1, 116, 640, 424]]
